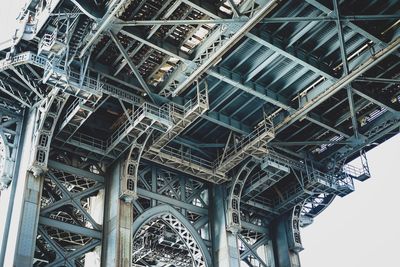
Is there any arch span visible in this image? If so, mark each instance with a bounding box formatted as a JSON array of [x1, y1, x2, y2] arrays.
[[121, 129, 153, 201], [227, 159, 258, 232], [132, 204, 212, 267]]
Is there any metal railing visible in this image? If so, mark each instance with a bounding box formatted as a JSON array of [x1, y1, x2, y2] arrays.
[[0, 52, 142, 105], [69, 102, 172, 155], [216, 118, 274, 165], [70, 132, 106, 151], [158, 145, 217, 171], [106, 103, 170, 148], [343, 164, 369, 179]]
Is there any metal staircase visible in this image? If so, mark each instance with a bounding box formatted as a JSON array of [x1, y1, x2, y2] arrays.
[[63, 102, 172, 163], [242, 155, 291, 201], [148, 83, 209, 152], [11, 65, 43, 99], [56, 94, 104, 144], [68, 16, 91, 60], [215, 118, 275, 174]]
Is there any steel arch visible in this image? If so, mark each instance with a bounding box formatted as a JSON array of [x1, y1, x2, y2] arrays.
[[132, 204, 212, 267], [227, 158, 259, 233], [121, 129, 154, 202]]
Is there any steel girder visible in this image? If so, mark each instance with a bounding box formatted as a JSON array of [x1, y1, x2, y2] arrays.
[[35, 159, 104, 266]]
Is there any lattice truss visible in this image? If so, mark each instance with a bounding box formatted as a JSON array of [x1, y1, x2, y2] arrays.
[[136, 166, 208, 224], [0, 0, 397, 186], [0, 0, 399, 265], [0, 109, 22, 189], [129, 166, 214, 266], [132, 218, 193, 266], [34, 162, 104, 266]]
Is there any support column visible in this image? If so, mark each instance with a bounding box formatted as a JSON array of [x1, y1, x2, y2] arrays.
[[102, 161, 133, 267], [210, 184, 241, 267], [85, 189, 105, 266], [271, 208, 302, 267], [0, 125, 22, 265], [2, 108, 43, 266]]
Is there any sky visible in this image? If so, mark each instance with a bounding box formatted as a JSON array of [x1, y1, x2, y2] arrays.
[[301, 133, 400, 267], [0, 0, 26, 35]]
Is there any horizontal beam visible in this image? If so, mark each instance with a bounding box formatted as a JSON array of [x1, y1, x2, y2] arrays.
[[39, 217, 102, 239], [355, 77, 400, 84], [203, 111, 252, 134], [241, 221, 269, 234], [208, 68, 292, 110], [275, 37, 400, 133], [115, 14, 400, 26], [137, 188, 208, 215], [48, 160, 104, 183], [270, 140, 352, 146]]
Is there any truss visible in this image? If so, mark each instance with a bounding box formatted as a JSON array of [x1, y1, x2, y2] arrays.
[[1, 0, 399, 266]]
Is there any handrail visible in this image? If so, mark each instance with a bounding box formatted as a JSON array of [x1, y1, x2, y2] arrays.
[[216, 118, 274, 165], [158, 145, 217, 171], [69, 102, 172, 156], [343, 164, 369, 178], [106, 102, 170, 148], [0, 52, 142, 105]]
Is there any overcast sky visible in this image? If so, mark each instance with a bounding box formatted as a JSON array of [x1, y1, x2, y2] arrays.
[[301, 133, 400, 267], [0, 0, 26, 40]]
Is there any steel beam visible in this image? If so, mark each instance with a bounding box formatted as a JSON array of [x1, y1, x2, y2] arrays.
[[356, 77, 400, 84], [171, 0, 281, 96], [275, 37, 400, 134], [114, 14, 400, 26], [238, 235, 268, 267], [137, 188, 208, 215], [38, 217, 101, 239], [48, 160, 104, 183], [109, 31, 156, 103], [304, 0, 399, 49], [79, 0, 130, 57]]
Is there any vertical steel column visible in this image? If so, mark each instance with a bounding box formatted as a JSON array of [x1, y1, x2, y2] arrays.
[[0, 118, 23, 266], [271, 211, 302, 267], [85, 190, 105, 266], [102, 161, 133, 267], [2, 108, 43, 266], [210, 184, 241, 267]]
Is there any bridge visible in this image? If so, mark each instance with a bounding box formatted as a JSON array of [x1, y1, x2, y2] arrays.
[[0, 0, 398, 266]]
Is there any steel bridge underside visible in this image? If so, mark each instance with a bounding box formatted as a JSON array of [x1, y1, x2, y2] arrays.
[[0, 0, 399, 266]]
